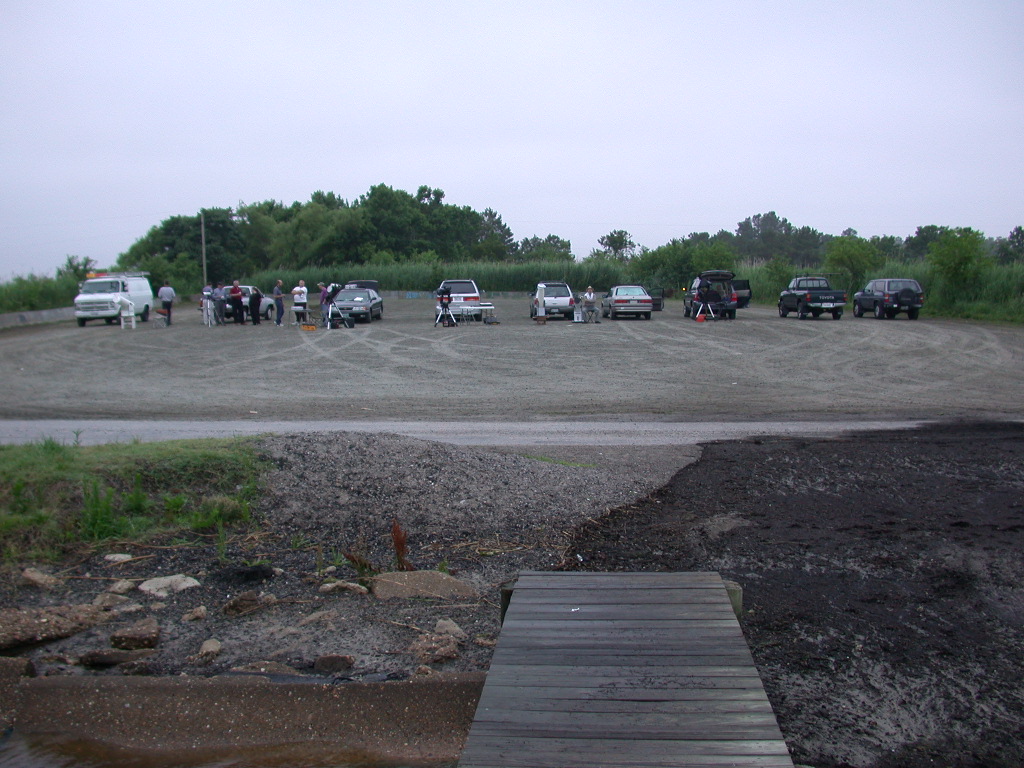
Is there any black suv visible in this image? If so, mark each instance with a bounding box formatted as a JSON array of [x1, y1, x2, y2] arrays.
[[683, 270, 738, 319], [853, 279, 924, 320]]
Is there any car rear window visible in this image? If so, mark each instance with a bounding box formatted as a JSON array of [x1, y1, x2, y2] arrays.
[[542, 285, 570, 297], [441, 281, 477, 294], [888, 280, 921, 291], [616, 286, 646, 296]]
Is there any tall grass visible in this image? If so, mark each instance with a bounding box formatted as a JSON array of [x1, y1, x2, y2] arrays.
[[735, 259, 1024, 322], [0, 437, 268, 562], [0, 273, 82, 313]]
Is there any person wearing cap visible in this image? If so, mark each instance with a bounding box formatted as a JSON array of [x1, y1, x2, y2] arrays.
[[582, 285, 600, 323]]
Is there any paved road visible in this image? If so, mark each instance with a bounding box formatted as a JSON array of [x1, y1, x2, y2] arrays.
[[0, 417, 929, 446]]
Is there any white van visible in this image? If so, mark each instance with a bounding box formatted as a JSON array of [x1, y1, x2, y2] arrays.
[[74, 273, 155, 326]]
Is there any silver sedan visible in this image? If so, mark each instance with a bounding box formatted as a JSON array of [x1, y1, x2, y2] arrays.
[[601, 285, 654, 320]]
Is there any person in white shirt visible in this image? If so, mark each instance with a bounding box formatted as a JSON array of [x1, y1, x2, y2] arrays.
[[291, 280, 308, 323], [157, 281, 176, 326]]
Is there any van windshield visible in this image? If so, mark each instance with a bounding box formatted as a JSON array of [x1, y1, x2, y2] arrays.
[[81, 280, 121, 294]]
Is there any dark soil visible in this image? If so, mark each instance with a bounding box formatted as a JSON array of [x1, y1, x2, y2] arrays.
[[562, 421, 1024, 767]]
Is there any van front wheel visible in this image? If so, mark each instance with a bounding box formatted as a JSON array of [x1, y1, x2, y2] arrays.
[[140, 305, 150, 322], [77, 318, 86, 327]]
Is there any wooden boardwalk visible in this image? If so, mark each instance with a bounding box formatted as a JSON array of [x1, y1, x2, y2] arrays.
[[458, 571, 793, 768]]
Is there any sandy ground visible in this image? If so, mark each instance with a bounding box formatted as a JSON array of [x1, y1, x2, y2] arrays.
[[1, 298, 1023, 767]]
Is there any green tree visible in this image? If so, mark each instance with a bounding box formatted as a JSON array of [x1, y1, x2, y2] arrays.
[[691, 241, 736, 274], [594, 230, 636, 262], [519, 235, 573, 262], [55, 255, 97, 281], [994, 225, 1024, 263], [905, 225, 948, 260], [927, 227, 989, 292], [629, 238, 693, 288], [474, 209, 517, 261], [824, 235, 883, 293]]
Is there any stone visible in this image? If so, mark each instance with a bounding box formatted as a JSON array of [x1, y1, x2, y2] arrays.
[[222, 591, 276, 616], [0, 657, 35, 678], [313, 654, 355, 674], [408, 633, 460, 664], [92, 593, 131, 609], [79, 648, 156, 668], [21, 568, 61, 590], [188, 638, 222, 665], [103, 554, 133, 563], [181, 605, 208, 622], [370, 571, 478, 601], [434, 618, 467, 640], [107, 579, 135, 594], [298, 609, 338, 627], [318, 580, 369, 595], [0, 605, 109, 650], [110, 617, 160, 650], [138, 574, 200, 598]]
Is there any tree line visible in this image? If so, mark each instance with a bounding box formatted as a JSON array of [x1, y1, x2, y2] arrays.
[[1, 183, 1021, 314], [109, 186, 1020, 295]]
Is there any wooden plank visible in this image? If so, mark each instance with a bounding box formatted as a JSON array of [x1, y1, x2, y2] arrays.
[[458, 572, 793, 768]]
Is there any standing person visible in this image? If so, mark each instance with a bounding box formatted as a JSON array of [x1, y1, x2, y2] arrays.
[[318, 282, 329, 326], [249, 285, 264, 325], [582, 286, 600, 323], [157, 280, 176, 326], [229, 280, 245, 325], [211, 282, 227, 325], [291, 280, 308, 324], [272, 279, 285, 327]]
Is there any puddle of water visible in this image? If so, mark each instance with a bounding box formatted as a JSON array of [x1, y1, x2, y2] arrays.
[[0, 731, 455, 768]]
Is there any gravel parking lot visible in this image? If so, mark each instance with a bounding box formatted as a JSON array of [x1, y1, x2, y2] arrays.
[[1, 296, 1021, 423]]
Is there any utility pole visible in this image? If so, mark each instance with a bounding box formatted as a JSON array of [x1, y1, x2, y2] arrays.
[[200, 211, 207, 286]]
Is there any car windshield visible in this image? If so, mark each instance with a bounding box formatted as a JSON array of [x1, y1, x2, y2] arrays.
[[335, 290, 371, 302], [542, 285, 570, 297], [616, 286, 646, 296], [81, 280, 121, 294], [441, 281, 477, 294]]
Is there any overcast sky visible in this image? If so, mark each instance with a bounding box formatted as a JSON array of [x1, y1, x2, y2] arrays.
[[1, 1, 1021, 279]]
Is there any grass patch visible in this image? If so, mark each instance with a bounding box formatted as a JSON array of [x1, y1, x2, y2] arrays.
[[0, 436, 269, 564]]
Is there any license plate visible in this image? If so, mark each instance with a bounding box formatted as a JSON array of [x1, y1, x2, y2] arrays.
[[821, 303, 836, 308]]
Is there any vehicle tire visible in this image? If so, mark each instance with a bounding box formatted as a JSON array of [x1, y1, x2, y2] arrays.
[[77, 318, 86, 327], [105, 317, 116, 325], [264, 306, 273, 321], [885, 308, 897, 319], [140, 305, 149, 322], [728, 309, 736, 319], [644, 312, 652, 320], [832, 310, 842, 320], [874, 302, 886, 319], [602, 307, 609, 318], [907, 307, 919, 320], [378, 306, 384, 320], [684, 304, 691, 318], [811, 308, 822, 318], [853, 302, 864, 317], [609, 309, 617, 320], [778, 304, 789, 317], [798, 303, 809, 320]]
